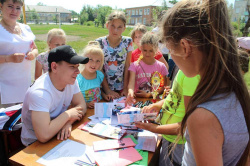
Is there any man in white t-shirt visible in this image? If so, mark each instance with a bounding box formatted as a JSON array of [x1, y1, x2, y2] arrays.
[[21, 45, 89, 146]]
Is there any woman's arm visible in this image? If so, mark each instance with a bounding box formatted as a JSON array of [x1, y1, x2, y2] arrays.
[[26, 42, 38, 60], [0, 53, 25, 64]]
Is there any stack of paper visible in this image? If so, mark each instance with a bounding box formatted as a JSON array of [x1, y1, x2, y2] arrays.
[[89, 123, 126, 140], [94, 147, 143, 166]]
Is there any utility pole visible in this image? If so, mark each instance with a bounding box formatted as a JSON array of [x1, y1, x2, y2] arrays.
[[22, 1, 26, 24]]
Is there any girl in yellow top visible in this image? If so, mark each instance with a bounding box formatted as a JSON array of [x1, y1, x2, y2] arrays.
[[136, 70, 200, 165]]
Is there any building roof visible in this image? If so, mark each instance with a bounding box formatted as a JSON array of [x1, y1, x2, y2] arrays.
[[25, 5, 71, 14], [125, 1, 174, 9]]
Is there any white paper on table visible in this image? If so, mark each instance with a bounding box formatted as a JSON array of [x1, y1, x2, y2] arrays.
[[37, 139, 94, 166], [101, 118, 111, 125]]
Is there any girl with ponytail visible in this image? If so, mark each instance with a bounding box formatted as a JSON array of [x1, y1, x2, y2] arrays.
[[161, 0, 250, 165]]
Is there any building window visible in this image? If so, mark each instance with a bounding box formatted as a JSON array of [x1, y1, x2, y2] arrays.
[[147, 8, 150, 15], [139, 9, 142, 15], [139, 18, 142, 23], [235, 8, 240, 14], [136, 9, 138, 15], [144, 9, 147, 15], [128, 10, 130, 15], [132, 18, 135, 24], [132, 10, 135, 15], [143, 18, 146, 24]]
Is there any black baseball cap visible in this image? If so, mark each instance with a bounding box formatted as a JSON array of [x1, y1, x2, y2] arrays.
[[48, 45, 89, 64]]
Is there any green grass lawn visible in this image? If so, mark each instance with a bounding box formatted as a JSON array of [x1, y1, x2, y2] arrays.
[[30, 24, 133, 53], [30, 24, 250, 90]]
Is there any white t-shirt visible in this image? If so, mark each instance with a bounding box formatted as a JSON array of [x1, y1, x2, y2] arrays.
[[152, 27, 169, 55], [21, 73, 80, 146], [0, 23, 36, 104]]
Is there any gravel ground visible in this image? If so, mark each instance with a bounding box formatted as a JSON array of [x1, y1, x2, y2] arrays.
[[35, 34, 81, 41]]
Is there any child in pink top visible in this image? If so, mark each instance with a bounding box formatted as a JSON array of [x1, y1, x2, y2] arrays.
[[126, 32, 168, 105], [130, 23, 168, 69]]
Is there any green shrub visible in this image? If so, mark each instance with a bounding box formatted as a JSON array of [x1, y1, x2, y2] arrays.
[[85, 21, 94, 26], [233, 29, 242, 37]]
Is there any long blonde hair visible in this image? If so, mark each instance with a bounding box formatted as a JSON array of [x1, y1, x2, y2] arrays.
[[79, 41, 104, 72], [161, 0, 250, 165], [47, 28, 66, 49]]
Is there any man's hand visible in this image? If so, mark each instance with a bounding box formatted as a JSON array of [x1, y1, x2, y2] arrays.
[[57, 122, 72, 140], [65, 106, 84, 121]]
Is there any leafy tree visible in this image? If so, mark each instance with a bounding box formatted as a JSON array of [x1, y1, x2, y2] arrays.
[[80, 6, 89, 25], [169, 0, 178, 5], [96, 5, 112, 28], [27, 6, 40, 24], [86, 5, 95, 21], [227, 1, 234, 20], [37, 2, 46, 6], [94, 18, 100, 27], [152, 0, 168, 26]]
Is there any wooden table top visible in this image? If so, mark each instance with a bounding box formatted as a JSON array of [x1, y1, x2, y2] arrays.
[[9, 98, 161, 166]]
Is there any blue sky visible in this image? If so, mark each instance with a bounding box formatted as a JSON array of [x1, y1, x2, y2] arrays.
[[24, 0, 235, 14]]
